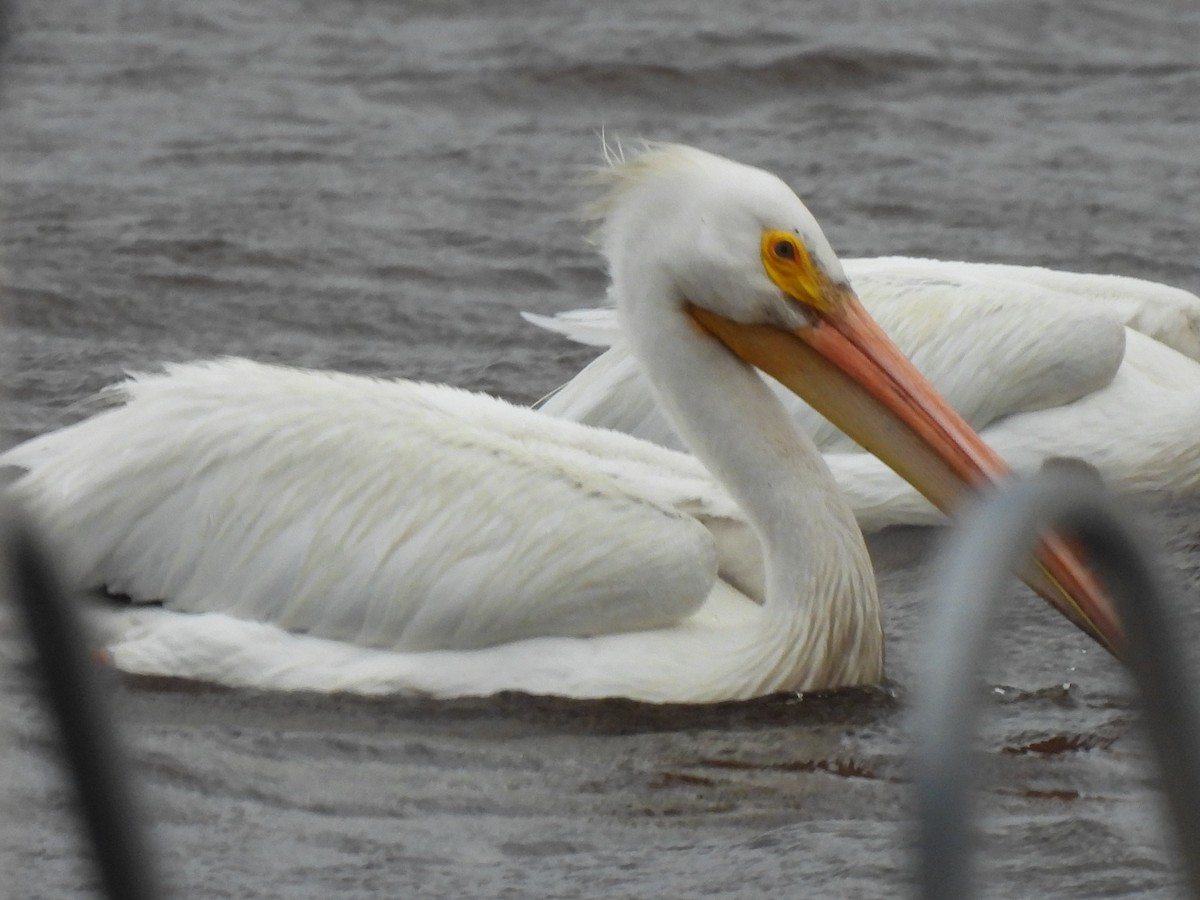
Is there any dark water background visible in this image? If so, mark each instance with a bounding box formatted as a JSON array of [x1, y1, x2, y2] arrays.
[[2, 0, 1200, 896]]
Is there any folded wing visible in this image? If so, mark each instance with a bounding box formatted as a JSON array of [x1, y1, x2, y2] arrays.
[[4, 359, 764, 652]]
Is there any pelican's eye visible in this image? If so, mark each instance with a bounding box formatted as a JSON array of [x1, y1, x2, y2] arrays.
[[760, 228, 824, 308]]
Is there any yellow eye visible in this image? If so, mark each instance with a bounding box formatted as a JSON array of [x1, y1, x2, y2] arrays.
[[761, 228, 824, 308], [771, 237, 797, 261]]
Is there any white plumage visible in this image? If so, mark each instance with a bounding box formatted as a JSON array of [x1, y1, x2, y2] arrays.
[[11, 361, 725, 649], [530, 257, 1200, 530], [5, 145, 895, 702], [3, 145, 1128, 699]]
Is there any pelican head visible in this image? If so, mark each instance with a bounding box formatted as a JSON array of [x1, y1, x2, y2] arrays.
[[598, 143, 1125, 656], [598, 144, 847, 332]]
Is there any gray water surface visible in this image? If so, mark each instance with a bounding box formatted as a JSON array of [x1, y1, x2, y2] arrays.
[[3, 0, 1200, 896]]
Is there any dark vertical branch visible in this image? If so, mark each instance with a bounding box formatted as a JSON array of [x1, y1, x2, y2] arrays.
[[2, 508, 163, 900]]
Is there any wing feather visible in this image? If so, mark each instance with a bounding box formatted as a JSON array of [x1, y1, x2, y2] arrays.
[[823, 329, 1200, 530], [5, 359, 739, 651], [527, 258, 1200, 531], [530, 258, 1148, 451]]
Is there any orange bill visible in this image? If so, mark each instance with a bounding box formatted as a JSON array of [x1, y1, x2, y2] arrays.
[[687, 284, 1125, 657]]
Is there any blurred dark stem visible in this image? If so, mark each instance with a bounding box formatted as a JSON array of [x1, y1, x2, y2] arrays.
[[913, 471, 1200, 899], [3, 508, 163, 900]]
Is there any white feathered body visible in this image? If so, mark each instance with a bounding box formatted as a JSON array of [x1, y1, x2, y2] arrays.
[[5, 357, 877, 701], [531, 257, 1200, 529]]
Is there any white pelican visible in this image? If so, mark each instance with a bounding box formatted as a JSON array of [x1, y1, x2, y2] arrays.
[[1, 145, 1123, 702], [529, 259, 1200, 530]]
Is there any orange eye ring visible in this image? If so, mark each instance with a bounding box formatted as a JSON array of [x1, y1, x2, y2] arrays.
[[761, 229, 827, 310]]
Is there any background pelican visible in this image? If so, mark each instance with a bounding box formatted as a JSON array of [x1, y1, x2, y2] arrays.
[[2, 145, 1120, 702], [529, 258, 1200, 530]]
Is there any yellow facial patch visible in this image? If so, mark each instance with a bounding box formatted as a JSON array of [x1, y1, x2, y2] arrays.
[[760, 229, 831, 312]]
